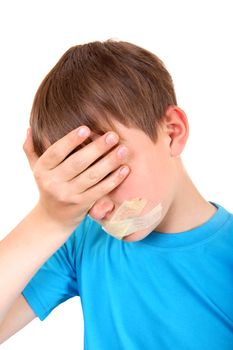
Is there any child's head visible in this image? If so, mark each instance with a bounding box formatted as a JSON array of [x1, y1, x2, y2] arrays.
[[30, 39, 189, 242], [30, 39, 177, 156]]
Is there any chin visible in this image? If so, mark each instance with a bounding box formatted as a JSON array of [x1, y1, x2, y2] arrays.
[[122, 227, 153, 242]]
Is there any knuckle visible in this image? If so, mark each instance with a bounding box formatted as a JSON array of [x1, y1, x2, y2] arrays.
[[57, 190, 68, 203], [69, 157, 86, 172], [33, 167, 41, 181], [47, 147, 59, 160], [40, 178, 54, 194], [66, 160, 78, 174], [87, 169, 100, 182], [34, 172, 57, 194]]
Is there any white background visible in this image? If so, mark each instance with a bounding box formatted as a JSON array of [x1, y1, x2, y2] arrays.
[[0, 0, 232, 348]]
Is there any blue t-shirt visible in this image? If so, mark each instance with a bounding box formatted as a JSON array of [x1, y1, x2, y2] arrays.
[[22, 201, 233, 349]]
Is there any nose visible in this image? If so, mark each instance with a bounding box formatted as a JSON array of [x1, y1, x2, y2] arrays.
[[88, 198, 115, 221]]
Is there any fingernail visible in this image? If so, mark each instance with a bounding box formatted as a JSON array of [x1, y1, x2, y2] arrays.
[[105, 133, 119, 145], [77, 127, 90, 137], [119, 166, 129, 176], [117, 146, 128, 158]]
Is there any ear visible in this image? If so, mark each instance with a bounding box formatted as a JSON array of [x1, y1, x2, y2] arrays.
[[162, 106, 189, 157]]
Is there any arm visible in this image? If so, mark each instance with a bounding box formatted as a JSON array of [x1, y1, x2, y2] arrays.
[[0, 125, 129, 337], [0, 204, 75, 324], [0, 294, 36, 344]]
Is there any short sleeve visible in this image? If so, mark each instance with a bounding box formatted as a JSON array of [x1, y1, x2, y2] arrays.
[[22, 215, 90, 321]]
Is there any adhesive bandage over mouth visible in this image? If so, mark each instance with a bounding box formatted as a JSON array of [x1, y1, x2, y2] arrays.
[[98, 197, 163, 240]]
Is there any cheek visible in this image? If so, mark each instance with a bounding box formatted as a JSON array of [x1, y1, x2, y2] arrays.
[[109, 153, 173, 204], [132, 163, 172, 208], [109, 161, 150, 201], [109, 171, 136, 201]]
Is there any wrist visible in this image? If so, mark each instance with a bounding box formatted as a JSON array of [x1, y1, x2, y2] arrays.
[[32, 202, 76, 238]]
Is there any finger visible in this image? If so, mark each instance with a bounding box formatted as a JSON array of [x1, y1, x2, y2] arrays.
[[39, 126, 91, 171], [71, 164, 130, 206], [55, 131, 120, 181], [23, 128, 39, 170], [69, 144, 128, 193]]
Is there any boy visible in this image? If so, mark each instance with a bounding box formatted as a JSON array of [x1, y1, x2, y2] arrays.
[[0, 40, 233, 349]]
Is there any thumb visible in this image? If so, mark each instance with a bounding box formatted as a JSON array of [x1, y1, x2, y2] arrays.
[[23, 127, 39, 170]]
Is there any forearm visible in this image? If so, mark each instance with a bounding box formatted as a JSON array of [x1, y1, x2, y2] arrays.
[[0, 204, 75, 324]]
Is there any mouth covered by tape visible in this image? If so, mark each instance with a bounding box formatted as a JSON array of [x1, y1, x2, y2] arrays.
[[97, 197, 163, 240]]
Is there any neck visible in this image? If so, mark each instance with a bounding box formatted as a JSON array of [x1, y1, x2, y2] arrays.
[[155, 158, 217, 234]]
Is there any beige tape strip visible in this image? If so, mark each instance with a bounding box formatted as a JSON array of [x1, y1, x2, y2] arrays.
[[99, 197, 162, 240]]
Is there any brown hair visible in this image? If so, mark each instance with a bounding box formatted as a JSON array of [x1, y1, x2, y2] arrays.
[[30, 39, 177, 157]]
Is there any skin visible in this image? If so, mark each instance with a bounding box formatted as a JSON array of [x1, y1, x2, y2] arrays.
[[87, 105, 217, 242]]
